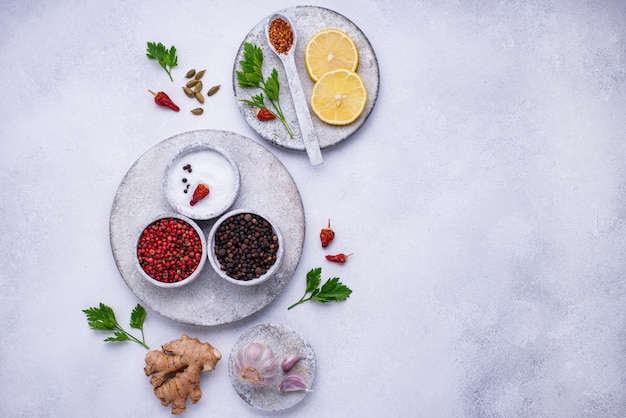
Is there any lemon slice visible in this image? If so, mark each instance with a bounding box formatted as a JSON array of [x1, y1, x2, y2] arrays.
[[305, 29, 359, 82], [310, 69, 367, 126]]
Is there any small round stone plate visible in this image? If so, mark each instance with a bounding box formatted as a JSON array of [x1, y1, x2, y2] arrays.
[[233, 5, 380, 151], [229, 323, 316, 411], [109, 130, 305, 326]]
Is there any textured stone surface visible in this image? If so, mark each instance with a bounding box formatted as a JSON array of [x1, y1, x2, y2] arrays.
[[228, 323, 315, 411], [3, 1, 626, 417], [233, 6, 380, 151], [110, 130, 304, 325]]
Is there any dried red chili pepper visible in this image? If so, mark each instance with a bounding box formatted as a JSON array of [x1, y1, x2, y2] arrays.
[[325, 253, 353, 263], [190, 183, 210, 206], [148, 89, 180, 112], [256, 108, 276, 121], [320, 219, 335, 248]]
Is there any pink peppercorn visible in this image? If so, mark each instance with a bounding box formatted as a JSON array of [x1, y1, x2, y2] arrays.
[[137, 217, 203, 283]]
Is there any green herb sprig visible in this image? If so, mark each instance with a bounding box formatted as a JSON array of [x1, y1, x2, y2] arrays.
[[288, 267, 352, 309], [146, 41, 178, 82], [236, 42, 294, 138], [82, 303, 149, 349]]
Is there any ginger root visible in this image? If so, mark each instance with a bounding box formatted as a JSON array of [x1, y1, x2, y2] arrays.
[[144, 334, 222, 415]]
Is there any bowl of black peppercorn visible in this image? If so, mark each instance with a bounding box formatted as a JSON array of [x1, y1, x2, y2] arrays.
[[207, 209, 284, 286]]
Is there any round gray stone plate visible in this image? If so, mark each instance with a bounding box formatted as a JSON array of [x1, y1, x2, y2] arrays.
[[233, 5, 380, 151], [109, 130, 305, 326], [229, 323, 316, 411]]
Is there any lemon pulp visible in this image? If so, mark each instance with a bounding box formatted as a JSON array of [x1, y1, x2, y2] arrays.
[[305, 29, 359, 82], [310, 69, 367, 126]]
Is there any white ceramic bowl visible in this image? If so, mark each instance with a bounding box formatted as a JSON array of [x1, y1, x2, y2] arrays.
[[207, 209, 284, 286], [135, 214, 207, 288], [163, 143, 240, 220]]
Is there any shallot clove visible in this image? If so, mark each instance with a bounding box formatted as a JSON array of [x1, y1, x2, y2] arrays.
[[281, 354, 304, 373], [279, 374, 310, 393]]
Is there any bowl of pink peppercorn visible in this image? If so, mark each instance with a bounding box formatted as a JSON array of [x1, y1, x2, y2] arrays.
[[135, 214, 207, 288]]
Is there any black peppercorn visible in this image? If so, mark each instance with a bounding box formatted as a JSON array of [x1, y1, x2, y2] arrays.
[[213, 213, 279, 281]]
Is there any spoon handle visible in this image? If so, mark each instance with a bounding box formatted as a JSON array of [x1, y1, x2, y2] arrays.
[[283, 54, 323, 166]]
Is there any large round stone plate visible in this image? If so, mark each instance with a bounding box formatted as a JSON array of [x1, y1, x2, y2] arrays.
[[233, 5, 380, 151], [229, 323, 315, 411], [109, 130, 305, 325]]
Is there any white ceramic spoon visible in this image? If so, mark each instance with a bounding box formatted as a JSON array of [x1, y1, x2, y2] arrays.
[[266, 13, 323, 166]]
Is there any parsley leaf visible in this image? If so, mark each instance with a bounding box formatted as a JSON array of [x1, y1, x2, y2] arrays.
[[130, 304, 147, 330], [305, 267, 322, 294], [264, 69, 280, 101], [82, 303, 150, 349], [236, 42, 294, 138], [237, 43, 264, 87], [288, 268, 352, 309], [241, 93, 266, 109], [314, 277, 352, 303], [83, 303, 118, 330], [146, 41, 178, 82], [105, 332, 130, 343]]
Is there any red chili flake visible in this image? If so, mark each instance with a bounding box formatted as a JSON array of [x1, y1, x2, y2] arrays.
[[268, 17, 294, 54], [325, 253, 353, 263], [148, 89, 180, 111], [256, 108, 276, 121], [320, 219, 335, 248], [190, 183, 210, 206]]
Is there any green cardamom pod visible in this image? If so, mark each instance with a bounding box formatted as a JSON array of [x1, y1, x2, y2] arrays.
[[185, 69, 196, 78], [182, 86, 194, 97], [195, 92, 205, 104], [207, 84, 221, 96], [186, 79, 199, 88], [194, 69, 206, 80], [191, 108, 204, 115], [193, 81, 203, 93]]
